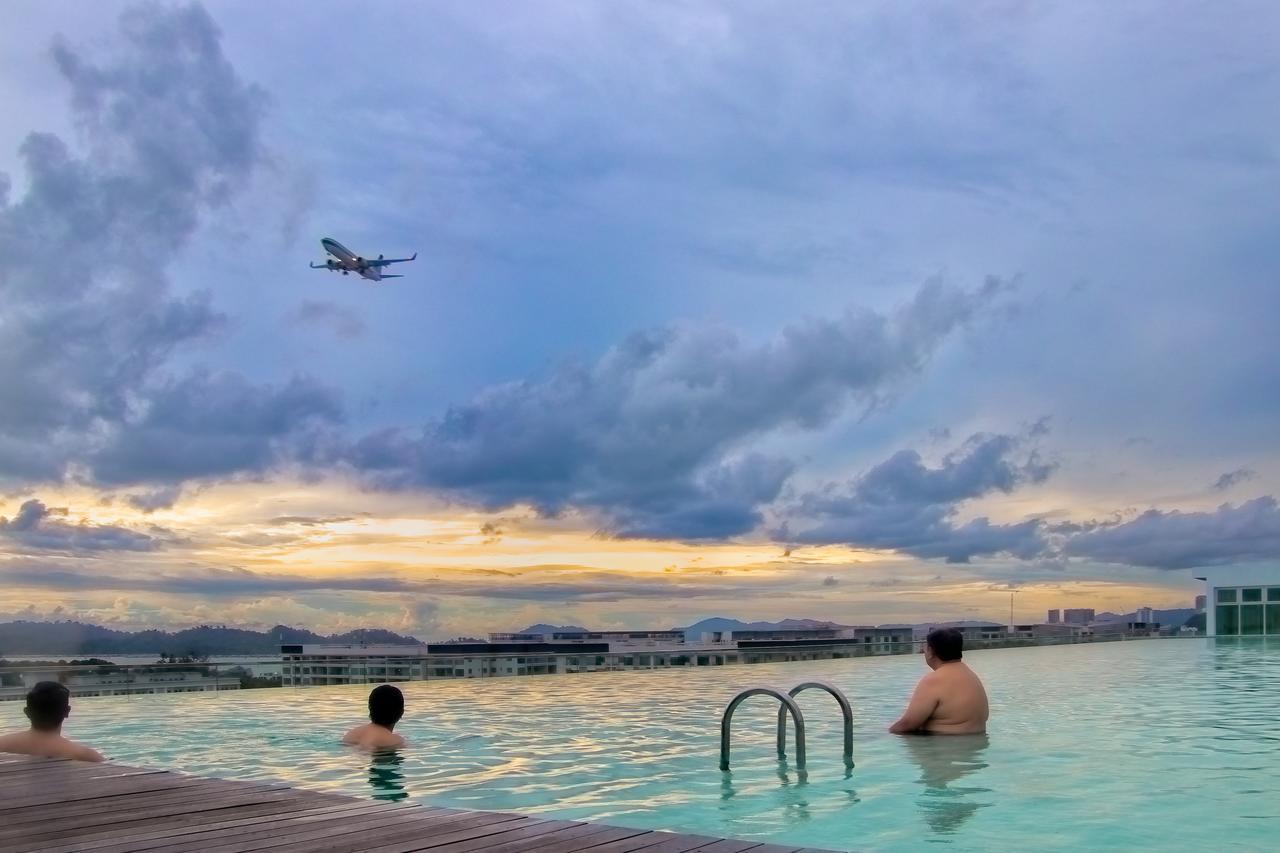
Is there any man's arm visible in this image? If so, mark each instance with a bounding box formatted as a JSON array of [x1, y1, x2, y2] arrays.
[[889, 678, 938, 734]]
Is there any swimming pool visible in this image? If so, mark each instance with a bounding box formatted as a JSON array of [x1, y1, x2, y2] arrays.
[[4, 638, 1276, 851]]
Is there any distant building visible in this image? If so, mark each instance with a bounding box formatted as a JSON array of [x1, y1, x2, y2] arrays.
[[1195, 566, 1280, 636], [1195, 595, 1207, 612], [1063, 608, 1096, 625], [1135, 607, 1154, 622], [1047, 609, 1061, 624], [0, 669, 239, 702], [280, 626, 920, 686]]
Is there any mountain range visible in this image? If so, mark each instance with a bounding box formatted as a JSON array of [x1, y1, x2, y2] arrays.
[[0, 621, 419, 657]]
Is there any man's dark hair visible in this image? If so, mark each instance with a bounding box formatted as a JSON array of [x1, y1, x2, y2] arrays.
[[926, 627, 964, 662], [368, 684, 405, 729], [25, 681, 71, 731]]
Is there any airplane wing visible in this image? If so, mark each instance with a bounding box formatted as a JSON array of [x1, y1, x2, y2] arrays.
[[309, 262, 332, 269], [368, 253, 417, 267], [379, 274, 404, 279]]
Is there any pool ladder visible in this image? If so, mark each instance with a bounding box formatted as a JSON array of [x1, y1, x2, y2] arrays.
[[719, 681, 854, 772]]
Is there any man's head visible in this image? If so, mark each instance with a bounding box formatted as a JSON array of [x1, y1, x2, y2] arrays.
[[25, 681, 71, 732], [368, 684, 405, 730], [924, 628, 964, 669]]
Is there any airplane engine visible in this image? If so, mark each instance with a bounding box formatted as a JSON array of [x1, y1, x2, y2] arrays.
[[356, 256, 365, 268]]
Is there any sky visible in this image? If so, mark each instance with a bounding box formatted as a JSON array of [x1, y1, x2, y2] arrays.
[[1, 1, 1277, 639]]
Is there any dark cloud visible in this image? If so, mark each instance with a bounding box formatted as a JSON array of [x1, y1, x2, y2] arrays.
[[125, 485, 183, 513], [0, 3, 339, 487], [288, 300, 366, 339], [785, 432, 1054, 563], [348, 278, 1008, 538], [1063, 496, 1280, 570], [0, 499, 156, 552], [1211, 468, 1255, 491], [88, 370, 342, 484]]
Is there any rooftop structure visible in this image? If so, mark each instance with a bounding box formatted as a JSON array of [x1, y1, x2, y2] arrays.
[[1196, 566, 1280, 636]]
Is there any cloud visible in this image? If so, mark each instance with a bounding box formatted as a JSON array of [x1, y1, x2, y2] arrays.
[[0, 499, 156, 552], [1062, 496, 1280, 570], [784, 431, 1054, 563], [1211, 468, 1255, 491], [0, 563, 759, 603], [348, 278, 1008, 538], [88, 369, 342, 484], [288, 300, 366, 339], [0, 3, 340, 488], [125, 485, 183, 513]]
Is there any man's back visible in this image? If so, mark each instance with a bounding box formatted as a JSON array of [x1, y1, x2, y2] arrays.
[[920, 661, 989, 734], [0, 729, 104, 763], [342, 722, 405, 751], [890, 628, 990, 735]]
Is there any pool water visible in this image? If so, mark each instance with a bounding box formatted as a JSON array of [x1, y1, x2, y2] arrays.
[[4, 638, 1277, 851]]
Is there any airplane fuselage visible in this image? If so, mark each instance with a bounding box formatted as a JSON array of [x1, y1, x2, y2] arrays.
[[321, 238, 385, 281]]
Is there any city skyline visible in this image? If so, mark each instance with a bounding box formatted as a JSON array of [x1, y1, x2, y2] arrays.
[[2, 2, 1277, 637]]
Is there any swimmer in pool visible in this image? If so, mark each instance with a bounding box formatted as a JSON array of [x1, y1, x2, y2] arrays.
[[342, 684, 406, 750], [889, 628, 989, 735], [0, 681, 105, 762]]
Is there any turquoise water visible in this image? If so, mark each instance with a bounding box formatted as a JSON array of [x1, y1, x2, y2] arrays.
[[3, 638, 1276, 851]]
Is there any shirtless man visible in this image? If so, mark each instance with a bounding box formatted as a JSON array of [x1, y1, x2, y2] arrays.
[[0, 681, 105, 762], [889, 628, 989, 735], [342, 684, 406, 750]]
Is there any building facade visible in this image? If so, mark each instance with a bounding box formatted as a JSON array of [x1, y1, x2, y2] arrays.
[[1063, 608, 1096, 625], [280, 626, 918, 687], [1047, 609, 1061, 624], [0, 669, 240, 701], [1196, 566, 1280, 636]]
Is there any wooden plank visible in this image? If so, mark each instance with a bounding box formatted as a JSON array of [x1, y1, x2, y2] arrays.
[[192, 805, 443, 853], [153, 806, 486, 853], [0, 781, 289, 827], [677, 841, 764, 853], [50, 801, 409, 853], [522, 825, 657, 853], [0, 773, 212, 811], [464, 821, 626, 853], [358, 811, 543, 853], [414, 818, 582, 853], [2, 790, 309, 846]]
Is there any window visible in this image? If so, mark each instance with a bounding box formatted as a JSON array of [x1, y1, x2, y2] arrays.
[[1217, 588, 1237, 603], [1268, 588, 1280, 601], [1240, 605, 1263, 635], [1217, 605, 1239, 635], [1242, 588, 1262, 602], [1267, 604, 1280, 636]]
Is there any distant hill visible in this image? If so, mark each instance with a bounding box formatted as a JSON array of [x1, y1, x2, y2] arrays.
[[518, 624, 590, 634], [679, 617, 852, 635], [1095, 608, 1195, 626], [0, 621, 420, 657]]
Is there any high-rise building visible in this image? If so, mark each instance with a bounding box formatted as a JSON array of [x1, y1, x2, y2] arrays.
[[1195, 595, 1207, 612], [1047, 609, 1061, 624], [1135, 606, 1154, 623], [1063, 608, 1096, 625]]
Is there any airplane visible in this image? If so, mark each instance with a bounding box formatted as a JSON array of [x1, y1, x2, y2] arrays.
[[310, 237, 416, 282]]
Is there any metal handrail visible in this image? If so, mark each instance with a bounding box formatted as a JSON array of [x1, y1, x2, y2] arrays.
[[720, 686, 806, 771], [777, 680, 854, 768]]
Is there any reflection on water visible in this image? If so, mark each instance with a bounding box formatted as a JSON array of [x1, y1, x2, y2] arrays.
[[368, 749, 408, 802], [900, 733, 991, 835]]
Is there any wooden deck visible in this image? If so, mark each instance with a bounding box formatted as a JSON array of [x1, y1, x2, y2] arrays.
[[0, 754, 843, 853]]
